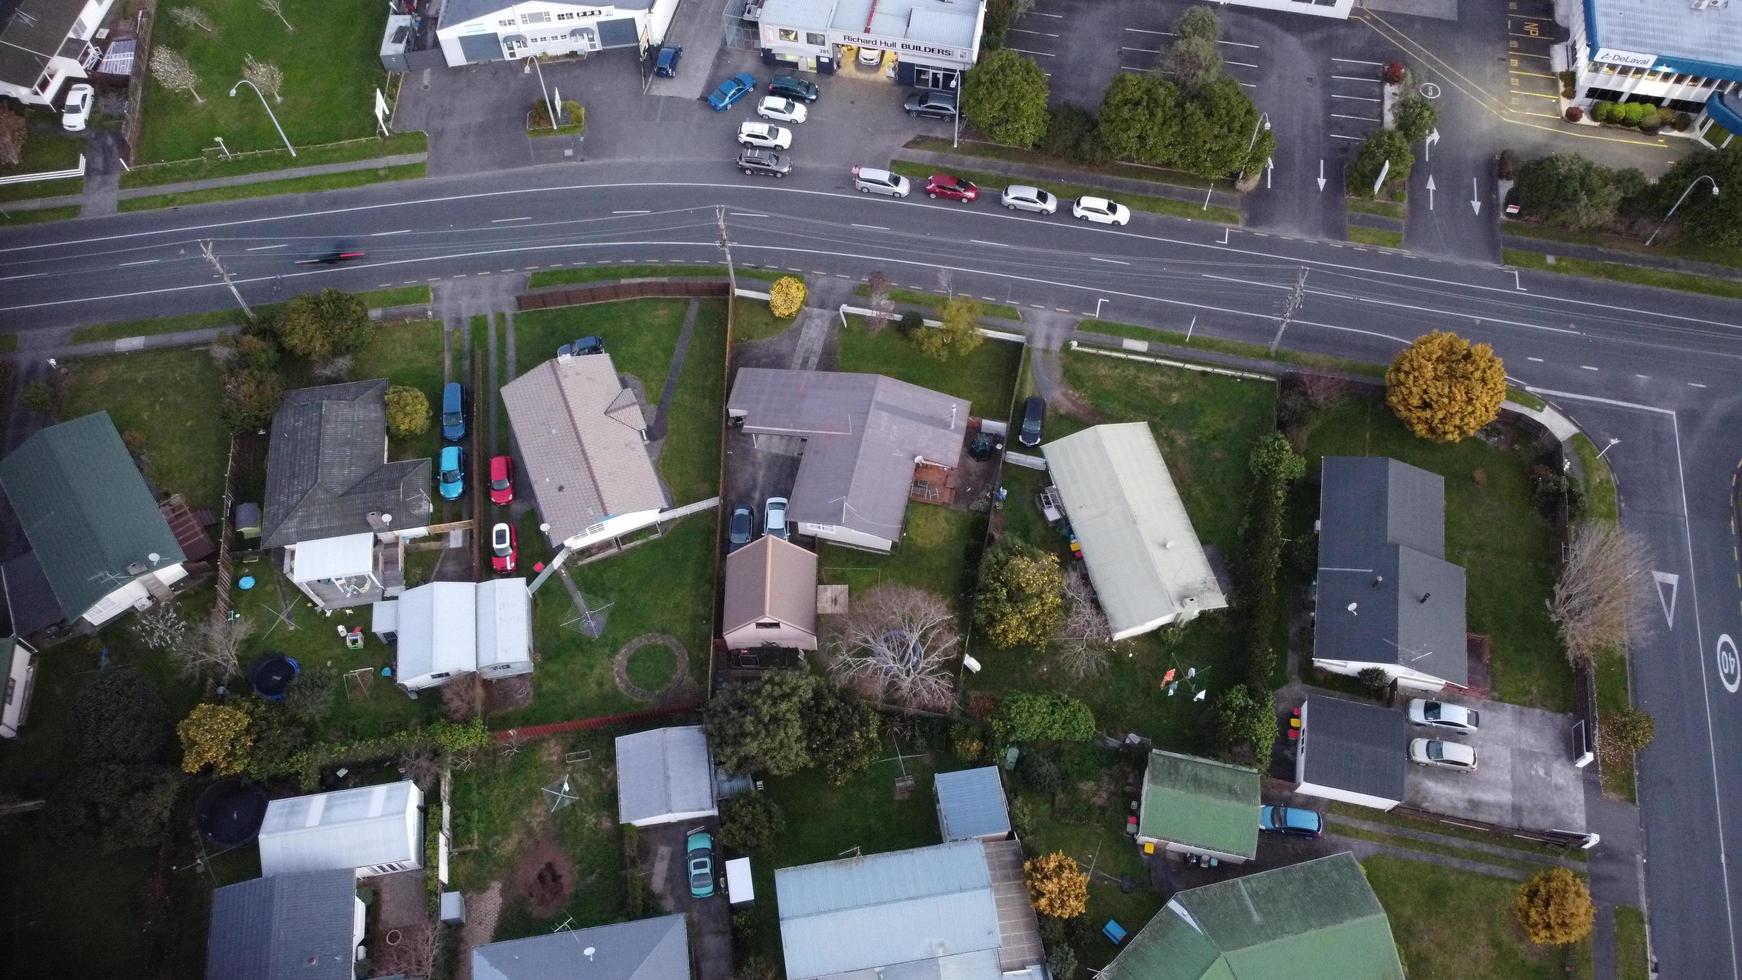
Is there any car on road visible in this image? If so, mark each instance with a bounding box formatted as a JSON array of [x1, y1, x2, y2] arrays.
[[441, 382, 466, 441], [756, 96, 807, 124], [1259, 804, 1324, 838], [924, 173, 978, 202], [687, 830, 715, 899], [738, 120, 793, 150], [1072, 196, 1131, 227], [764, 496, 789, 540], [490, 522, 518, 575], [852, 166, 909, 198], [61, 83, 94, 132], [1410, 738, 1478, 771], [728, 505, 754, 551], [488, 455, 515, 506], [1001, 184, 1058, 214], [654, 45, 683, 77], [438, 446, 465, 501], [768, 74, 819, 102], [296, 245, 367, 265], [737, 148, 791, 178], [1408, 699, 1481, 732], [707, 72, 757, 111], [558, 335, 605, 357], [1018, 396, 1046, 447], [903, 89, 957, 119]]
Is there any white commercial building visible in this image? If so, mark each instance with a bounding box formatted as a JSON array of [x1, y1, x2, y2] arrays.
[[437, 0, 680, 66], [1564, 0, 1742, 143], [258, 781, 424, 880], [749, 0, 984, 88]]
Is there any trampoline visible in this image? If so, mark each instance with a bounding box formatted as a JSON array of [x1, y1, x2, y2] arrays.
[[196, 779, 269, 847], [250, 653, 301, 700]]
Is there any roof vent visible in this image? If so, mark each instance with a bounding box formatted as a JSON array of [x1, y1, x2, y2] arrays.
[[1371, 575, 1384, 589], [126, 560, 147, 575]]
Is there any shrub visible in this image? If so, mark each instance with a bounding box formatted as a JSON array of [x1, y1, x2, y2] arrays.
[[1359, 666, 1392, 691], [1514, 867, 1595, 945], [1212, 685, 1277, 761], [719, 792, 786, 852], [67, 669, 172, 765], [1346, 128, 1413, 197], [1558, 70, 1576, 99], [1025, 851, 1090, 918], [1564, 105, 1583, 123], [960, 49, 1052, 148], [1382, 61, 1406, 85], [1038, 103, 1104, 163], [1016, 749, 1063, 793], [1592, 101, 1615, 124], [1674, 112, 1693, 132], [529, 98, 584, 131], [768, 275, 806, 319], [384, 384, 430, 438], [896, 311, 925, 336], [1393, 95, 1437, 143], [951, 722, 987, 762], [990, 692, 1096, 744], [177, 703, 255, 775], [1621, 102, 1650, 127], [1047, 944, 1080, 980], [46, 763, 181, 853], [975, 541, 1066, 648], [276, 289, 371, 362]]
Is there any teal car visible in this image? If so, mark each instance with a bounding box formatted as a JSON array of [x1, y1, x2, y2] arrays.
[[438, 445, 464, 501], [687, 830, 715, 898]]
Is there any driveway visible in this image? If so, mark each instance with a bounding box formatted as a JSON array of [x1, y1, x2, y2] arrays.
[[643, 819, 733, 980], [1403, 697, 1589, 833]]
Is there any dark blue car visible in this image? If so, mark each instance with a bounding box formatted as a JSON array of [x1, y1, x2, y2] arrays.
[[654, 45, 683, 77], [707, 72, 756, 111]]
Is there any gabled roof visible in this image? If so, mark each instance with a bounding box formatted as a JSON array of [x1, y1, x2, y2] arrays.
[[722, 534, 818, 637], [614, 726, 716, 825], [470, 914, 690, 980], [728, 369, 968, 543], [1299, 696, 1408, 804], [394, 582, 478, 681], [936, 766, 1011, 841], [0, 411, 185, 622], [502, 354, 667, 548], [1137, 751, 1260, 860], [0, 0, 100, 88], [205, 870, 358, 980], [1316, 457, 1468, 686], [258, 781, 421, 877], [1102, 854, 1405, 980], [262, 380, 432, 548], [1040, 423, 1228, 638]]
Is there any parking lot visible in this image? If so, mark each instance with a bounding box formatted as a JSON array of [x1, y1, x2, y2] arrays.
[[1504, 0, 1563, 125], [1403, 697, 1589, 833], [1325, 56, 1386, 145]]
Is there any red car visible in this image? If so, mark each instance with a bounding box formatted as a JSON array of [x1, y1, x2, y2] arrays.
[[924, 173, 978, 202], [490, 522, 518, 575], [488, 455, 514, 505]]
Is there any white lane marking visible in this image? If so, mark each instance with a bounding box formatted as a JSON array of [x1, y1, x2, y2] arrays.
[[1124, 26, 1171, 34], [728, 212, 768, 217], [1332, 94, 1382, 103], [0, 272, 42, 282], [1226, 60, 1260, 69], [1333, 56, 1384, 65], [1330, 133, 1368, 141], [1331, 113, 1382, 122], [1689, 381, 1709, 388], [1240, 82, 1257, 89], [245, 243, 288, 251], [1201, 271, 1580, 335], [1120, 46, 1161, 54], [1219, 39, 1260, 49], [1008, 27, 1060, 36], [1580, 364, 1600, 371], [1527, 356, 1544, 362], [969, 239, 1009, 247], [1636, 373, 1651, 379], [372, 229, 412, 236], [1003, 47, 1055, 57], [851, 223, 889, 230], [1090, 257, 1130, 265], [611, 209, 651, 214], [1332, 75, 1382, 83], [117, 259, 159, 267], [491, 216, 532, 223]]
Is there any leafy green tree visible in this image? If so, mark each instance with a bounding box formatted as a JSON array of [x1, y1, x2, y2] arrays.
[[1645, 144, 1741, 247], [46, 764, 181, 853], [1097, 72, 1179, 165], [1171, 77, 1269, 178], [1213, 685, 1277, 761], [66, 669, 171, 765], [1346, 128, 1413, 197], [975, 541, 1066, 648], [223, 366, 284, 430], [1248, 431, 1305, 484], [1167, 34, 1223, 92], [1175, 5, 1221, 41], [960, 49, 1051, 148], [274, 289, 372, 362], [918, 295, 984, 360], [384, 385, 430, 438], [1512, 153, 1631, 230], [1393, 96, 1438, 143], [803, 684, 881, 785], [706, 670, 816, 777], [990, 691, 1096, 744], [718, 792, 786, 852], [1385, 330, 1507, 443]]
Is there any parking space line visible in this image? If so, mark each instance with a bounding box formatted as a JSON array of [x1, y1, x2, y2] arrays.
[[970, 239, 1010, 247], [851, 223, 889, 230], [1331, 75, 1381, 83], [1239, 82, 1256, 89], [1510, 69, 1556, 79], [1004, 47, 1055, 57], [1008, 28, 1060, 36], [1120, 46, 1161, 54], [1331, 113, 1381, 121], [1511, 51, 1551, 60], [1329, 133, 1368, 141], [1124, 26, 1171, 35], [1120, 66, 1149, 73], [1332, 94, 1381, 102], [1218, 39, 1260, 49], [1227, 60, 1259, 68], [1028, 10, 1063, 16], [1332, 57, 1384, 65], [1512, 90, 1559, 101]]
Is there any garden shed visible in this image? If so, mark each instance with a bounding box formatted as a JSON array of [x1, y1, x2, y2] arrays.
[[614, 726, 718, 828], [257, 781, 424, 879]]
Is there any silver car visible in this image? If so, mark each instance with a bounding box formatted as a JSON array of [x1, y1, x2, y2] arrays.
[[1409, 738, 1477, 771], [852, 166, 910, 198], [1407, 699, 1480, 732], [1001, 184, 1058, 214]]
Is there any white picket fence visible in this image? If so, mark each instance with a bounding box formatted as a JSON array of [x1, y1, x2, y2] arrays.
[[0, 153, 85, 187]]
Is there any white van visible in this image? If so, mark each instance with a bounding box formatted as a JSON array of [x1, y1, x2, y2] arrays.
[[852, 166, 910, 198]]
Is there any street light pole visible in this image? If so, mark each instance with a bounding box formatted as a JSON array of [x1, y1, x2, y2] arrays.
[[1236, 112, 1271, 186], [1596, 436, 1620, 461], [527, 56, 558, 132], [1645, 174, 1718, 246], [229, 80, 296, 157]]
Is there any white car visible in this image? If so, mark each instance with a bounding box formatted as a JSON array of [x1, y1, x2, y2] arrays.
[[1071, 196, 1131, 226], [737, 121, 792, 150], [61, 83, 94, 132], [1001, 184, 1058, 214], [756, 96, 808, 124], [1407, 699, 1481, 732], [852, 166, 910, 198], [1409, 738, 1478, 771]]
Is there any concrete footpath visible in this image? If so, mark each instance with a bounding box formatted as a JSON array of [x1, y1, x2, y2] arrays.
[[3, 152, 428, 215]]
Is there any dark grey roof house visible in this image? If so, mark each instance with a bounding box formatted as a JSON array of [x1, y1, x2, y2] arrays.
[[0, 0, 113, 108], [470, 913, 690, 980], [1314, 456, 1468, 689], [205, 870, 362, 980], [0, 411, 187, 633], [1294, 695, 1408, 811]]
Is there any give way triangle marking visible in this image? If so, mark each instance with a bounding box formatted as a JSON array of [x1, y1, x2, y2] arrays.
[[1653, 570, 1679, 627]]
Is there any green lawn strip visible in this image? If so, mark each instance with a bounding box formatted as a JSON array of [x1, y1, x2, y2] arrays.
[[907, 135, 1220, 190], [60, 347, 229, 509], [69, 286, 433, 344], [528, 264, 737, 288], [1507, 386, 1547, 411], [1346, 197, 1407, 220], [0, 126, 84, 202], [731, 297, 796, 343], [351, 319, 445, 464], [1596, 649, 1637, 802], [1300, 395, 1572, 710], [819, 505, 983, 615], [1505, 248, 1742, 301], [1569, 433, 1619, 522], [1504, 220, 1742, 271], [119, 163, 425, 212], [1330, 822, 1550, 875], [1348, 226, 1405, 248], [1078, 318, 1388, 378], [0, 205, 82, 225], [1614, 906, 1649, 980], [837, 315, 1022, 415], [849, 284, 1022, 321], [1364, 854, 1590, 979], [1325, 802, 1588, 862], [889, 159, 1244, 225], [511, 297, 690, 376], [121, 132, 428, 189], [659, 299, 728, 503]]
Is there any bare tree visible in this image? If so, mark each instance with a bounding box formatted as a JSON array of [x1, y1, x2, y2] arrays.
[[376, 921, 442, 979], [168, 6, 216, 32], [1050, 567, 1114, 679], [866, 271, 894, 326], [149, 46, 204, 103], [830, 585, 958, 711], [132, 603, 191, 651], [242, 53, 285, 104], [1549, 521, 1651, 667], [258, 0, 295, 32], [175, 615, 254, 681], [0, 104, 28, 168]]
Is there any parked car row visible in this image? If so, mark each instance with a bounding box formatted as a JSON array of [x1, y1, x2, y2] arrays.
[[849, 167, 1133, 227], [1407, 698, 1481, 771], [726, 496, 791, 552], [715, 73, 820, 179]]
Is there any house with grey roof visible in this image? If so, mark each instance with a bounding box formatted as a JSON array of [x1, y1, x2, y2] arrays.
[[262, 380, 433, 611], [727, 369, 970, 553], [503, 353, 671, 556], [935, 766, 1011, 841], [0, 411, 188, 635], [0, 0, 115, 108], [436, 0, 680, 67], [1294, 695, 1408, 812], [722, 534, 819, 652], [615, 725, 717, 828], [205, 870, 364, 980], [471, 913, 690, 980], [1314, 456, 1469, 691]]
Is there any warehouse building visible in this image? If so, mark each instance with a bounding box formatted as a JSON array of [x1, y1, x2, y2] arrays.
[[437, 0, 680, 66], [747, 0, 983, 88], [1564, 0, 1742, 143]]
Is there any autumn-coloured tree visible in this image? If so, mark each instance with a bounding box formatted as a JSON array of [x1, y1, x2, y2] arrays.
[[830, 585, 959, 710], [1385, 330, 1506, 443], [168, 6, 216, 32], [976, 541, 1066, 648], [150, 46, 205, 103], [385, 384, 431, 438], [243, 53, 285, 103], [0, 104, 24, 168], [1549, 520, 1650, 668], [259, 0, 295, 32], [1514, 867, 1595, 945], [769, 275, 806, 319], [177, 703, 255, 775], [1025, 851, 1089, 918]]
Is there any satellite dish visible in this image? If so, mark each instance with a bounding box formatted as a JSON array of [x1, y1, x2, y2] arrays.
[[148, 552, 161, 563]]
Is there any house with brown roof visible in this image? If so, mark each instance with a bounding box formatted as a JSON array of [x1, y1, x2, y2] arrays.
[[503, 353, 670, 554], [722, 534, 818, 651]]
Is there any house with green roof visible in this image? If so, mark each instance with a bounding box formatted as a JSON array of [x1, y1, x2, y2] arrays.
[[1137, 750, 1261, 864], [1101, 853, 1405, 980], [0, 412, 187, 635]]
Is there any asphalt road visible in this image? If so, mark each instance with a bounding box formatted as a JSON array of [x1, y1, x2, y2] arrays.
[[3, 164, 1742, 976]]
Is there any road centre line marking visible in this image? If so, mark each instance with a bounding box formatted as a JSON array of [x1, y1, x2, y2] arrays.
[[1527, 356, 1544, 362], [1690, 381, 1709, 388], [1581, 365, 1600, 371], [850, 223, 888, 230], [244, 243, 287, 251], [117, 259, 158, 267], [491, 216, 531, 222], [372, 229, 412, 236], [1091, 257, 1130, 265], [0, 273, 41, 281], [612, 209, 652, 214], [1636, 374, 1651, 379], [970, 239, 1009, 247], [1003, 47, 1055, 57], [728, 212, 767, 217]]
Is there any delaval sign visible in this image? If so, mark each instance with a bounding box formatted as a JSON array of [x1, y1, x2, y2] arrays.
[[838, 32, 970, 64], [1593, 47, 1657, 69]]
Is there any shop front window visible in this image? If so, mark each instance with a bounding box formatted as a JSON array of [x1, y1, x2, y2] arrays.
[[778, 28, 798, 41], [806, 31, 825, 45]]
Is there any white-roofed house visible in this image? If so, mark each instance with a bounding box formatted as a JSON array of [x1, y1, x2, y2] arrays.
[[375, 579, 534, 692], [615, 726, 718, 828], [1040, 422, 1228, 641], [258, 781, 424, 879]]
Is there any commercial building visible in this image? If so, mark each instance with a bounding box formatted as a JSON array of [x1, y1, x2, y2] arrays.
[[747, 0, 984, 88], [1564, 0, 1742, 142], [436, 0, 680, 66]]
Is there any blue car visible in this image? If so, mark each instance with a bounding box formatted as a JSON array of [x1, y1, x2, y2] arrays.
[[438, 445, 465, 500], [707, 72, 756, 111], [654, 45, 683, 77], [441, 381, 466, 442], [1258, 804, 1323, 838]]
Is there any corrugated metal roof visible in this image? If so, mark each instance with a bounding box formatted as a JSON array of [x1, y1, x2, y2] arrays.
[[471, 913, 690, 980], [614, 726, 716, 825], [205, 870, 358, 980], [1040, 423, 1227, 639], [394, 582, 476, 683], [1137, 751, 1260, 859], [475, 579, 530, 670], [721, 534, 818, 637], [1589, 0, 1741, 71], [936, 767, 1010, 841], [258, 781, 421, 876], [1298, 696, 1408, 804]]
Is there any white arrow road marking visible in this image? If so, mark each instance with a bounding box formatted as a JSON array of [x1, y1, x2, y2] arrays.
[[1654, 570, 1680, 627], [1426, 174, 1437, 210], [1470, 177, 1482, 216], [1424, 126, 1439, 162], [1266, 157, 1274, 190], [1316, 159, 1326, 192]]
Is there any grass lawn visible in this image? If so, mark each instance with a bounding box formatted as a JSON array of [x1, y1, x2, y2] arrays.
[[1363, 854, 1589, 979], [837, 316, 1024, 420], [119, 163, 425, 211], [1614, 906, 1649, 980], [1505, 248, 1742, 301], [1296, 395, 1571, 710], [351, 318, 446, 464], [1349, 226, 1405, 248], [59, 347, 229, 509], [513, 298, 689, 377], [67, 286, 432, 344], [0, 123, 84, 203], [819, 505, 985, 614], [135, 0, 393, 163], [889, 159, 1244, 225], [849, 284, 1023, 322], [1077, 319, 1387, 378], [122, 132, 426, 188], [1572, 433, 1635, 799], [658, 299, 727, 503], [731, 296, 798, 343]]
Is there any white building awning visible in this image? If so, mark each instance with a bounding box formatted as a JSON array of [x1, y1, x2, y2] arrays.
[[290, 533, 375, 581]]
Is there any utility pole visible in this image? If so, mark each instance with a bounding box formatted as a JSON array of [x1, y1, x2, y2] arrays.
[[715, 205, 735, 292], [201, 240, 255, 322], [1267, 268, 1308, 355]]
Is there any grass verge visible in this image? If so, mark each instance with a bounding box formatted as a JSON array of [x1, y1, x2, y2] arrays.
[[1506, 248, 1742, 301], [119, 163, 425, 212], [0, 205, 82, 225], [527, 264, 783, 288], [849, 284, 1022, 321], [1570, 433, 1619, 522], [837, 315, 1022, 415], [1078, 319, 1388, 378], [1326, 803, 1588, 862], [1507, 386, 1547, 411], [121, 132, 427, 188], [1571, 431, 1635, 800], [1614, 906, 1649, 980], [1348, 226, 1405, 248], [68, 286, 432, 344], [888, 159, 1244, 225], [1504, 219, 1742, 272], [1346, 197, 1408, 220]]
